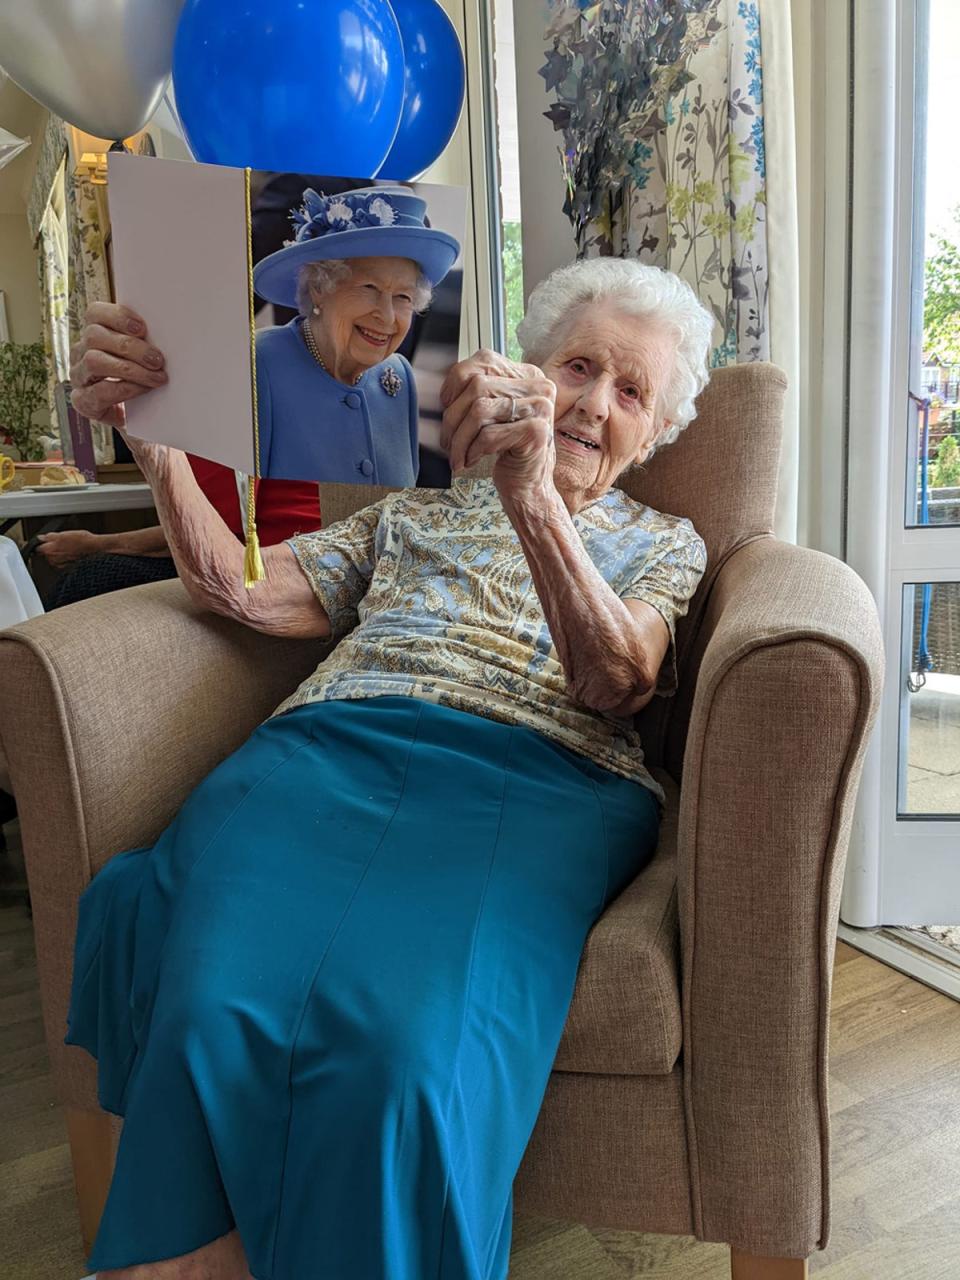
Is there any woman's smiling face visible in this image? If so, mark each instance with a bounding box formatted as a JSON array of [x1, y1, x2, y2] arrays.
[[311, 256, 420, 378], [540, 303, 678, 507]]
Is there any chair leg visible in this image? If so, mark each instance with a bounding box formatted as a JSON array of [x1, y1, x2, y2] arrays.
[[64, 1105, 115, 1256], [730, 1246, 809, 1279]]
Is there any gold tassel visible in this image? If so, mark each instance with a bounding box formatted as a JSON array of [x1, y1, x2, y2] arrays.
[[243, 165, 266, 587], [243, 533, 265, 588], [243, 475, 265, 588]]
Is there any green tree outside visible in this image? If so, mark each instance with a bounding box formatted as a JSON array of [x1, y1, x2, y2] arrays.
[[924, 206, 960, 365], [931, 433, 960, 488], [501, 222, 524, 362], [922, 209, 960, 493]]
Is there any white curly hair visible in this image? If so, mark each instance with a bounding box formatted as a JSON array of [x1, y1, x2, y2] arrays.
[[515, 258, 714, 455], [295, 259, 433, 317]]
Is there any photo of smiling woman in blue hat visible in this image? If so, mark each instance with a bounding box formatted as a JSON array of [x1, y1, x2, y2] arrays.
[[251, 184, 461, 487]]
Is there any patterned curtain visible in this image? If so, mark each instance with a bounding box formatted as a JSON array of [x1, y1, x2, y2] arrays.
[[541, 0, 769, 367], [26, 119, 69, 443], [64, 169, 115, 462], [36, 199, 71, 436], [26, 114, 67, 241], [28, 114, 117, 461]]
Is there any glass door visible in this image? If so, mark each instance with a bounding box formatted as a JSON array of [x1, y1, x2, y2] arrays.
[[880, 0, 960, 926]]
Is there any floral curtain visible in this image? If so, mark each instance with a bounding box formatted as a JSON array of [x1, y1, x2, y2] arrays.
[[541, 0, 769, 367], [27, 114, 117, 461], [26, 114, 67, 242], [64, 168, 115, 462], [36, 197, 71, 437]]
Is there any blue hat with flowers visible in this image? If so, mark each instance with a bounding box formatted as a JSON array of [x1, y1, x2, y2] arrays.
[[252, 186, 461, 309]]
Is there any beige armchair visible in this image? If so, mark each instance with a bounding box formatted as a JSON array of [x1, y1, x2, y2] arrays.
[[0, 363, 884, 1279]]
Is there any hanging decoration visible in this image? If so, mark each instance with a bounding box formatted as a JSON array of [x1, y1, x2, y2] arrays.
[[540, 0, 719, 251], [540, 0, 770, 366], [0, 126, 29, 174], [0, 0, 183, 142], [377, 0, 466, 180], [172, 0, 406, 176]]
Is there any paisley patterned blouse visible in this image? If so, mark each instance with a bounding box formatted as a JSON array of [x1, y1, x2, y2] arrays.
[[273, 477, 707, 802]]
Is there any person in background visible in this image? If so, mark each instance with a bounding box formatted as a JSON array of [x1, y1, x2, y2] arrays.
[[36, 354, 325, 608]]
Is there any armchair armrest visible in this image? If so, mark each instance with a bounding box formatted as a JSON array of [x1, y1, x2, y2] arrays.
[[0, 578, 328, 1104], [676, 537, 884, 1257]]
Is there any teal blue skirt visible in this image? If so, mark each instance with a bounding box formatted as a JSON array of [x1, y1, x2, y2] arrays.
[[66, 696, 660, 1279]]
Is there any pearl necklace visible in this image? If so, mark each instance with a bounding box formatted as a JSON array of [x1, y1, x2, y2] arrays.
[[301, 318, 363, 386]]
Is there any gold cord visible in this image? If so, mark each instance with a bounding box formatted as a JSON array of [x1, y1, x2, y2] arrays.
[[243, 165, 265, 588]]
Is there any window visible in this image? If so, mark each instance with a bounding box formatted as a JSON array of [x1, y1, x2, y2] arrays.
[[492, 0, 523, 360], [909, 0, 960, 529], [897, 0, 960, 827], [900, 581, 960, 816]]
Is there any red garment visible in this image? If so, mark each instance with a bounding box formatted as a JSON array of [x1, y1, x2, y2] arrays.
[[186, 454, 322, 544]]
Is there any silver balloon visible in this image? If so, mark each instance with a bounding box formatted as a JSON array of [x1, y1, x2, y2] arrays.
[[0, 0, 185, 141]]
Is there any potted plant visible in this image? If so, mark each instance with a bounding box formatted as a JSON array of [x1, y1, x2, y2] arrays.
[[0, 341, 49, 462]]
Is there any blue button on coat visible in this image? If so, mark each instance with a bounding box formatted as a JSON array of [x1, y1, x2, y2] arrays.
[[254, 319, 419, 486]]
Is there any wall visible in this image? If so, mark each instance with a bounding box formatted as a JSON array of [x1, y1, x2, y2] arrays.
[[0, 213, 41, 342], [0, 84, 46, 345], [792, 0, 815, 545], [511, 0, 576, 302]]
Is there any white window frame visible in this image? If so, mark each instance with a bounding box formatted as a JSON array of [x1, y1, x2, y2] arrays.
[[422, 0, 505, 359], [842, 0, 960, 929]]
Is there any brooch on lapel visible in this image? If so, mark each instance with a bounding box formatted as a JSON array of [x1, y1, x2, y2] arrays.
[[380, 366, 403, 397]]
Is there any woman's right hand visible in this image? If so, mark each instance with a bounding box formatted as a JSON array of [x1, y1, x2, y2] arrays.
[[69, 302, 168, 429]]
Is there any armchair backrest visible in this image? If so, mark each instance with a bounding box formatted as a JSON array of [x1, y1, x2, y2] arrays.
[[620, 361, 786, 575], [625, 361, 786, 774], [317, 361, 787, 779]]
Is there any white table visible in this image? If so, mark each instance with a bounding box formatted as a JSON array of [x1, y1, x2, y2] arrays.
[[0, 481, 155, 521], [0, 482, 158, 568]]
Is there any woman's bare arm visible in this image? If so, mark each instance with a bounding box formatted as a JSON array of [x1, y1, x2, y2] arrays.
[[441, 354, 668, 716], [130, 440, 330, 639], [500, 485, 668, 716], [69, 300, 329, 639]]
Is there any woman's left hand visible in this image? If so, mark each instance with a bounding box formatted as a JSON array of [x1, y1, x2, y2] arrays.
[[440, 353, 558, 502]]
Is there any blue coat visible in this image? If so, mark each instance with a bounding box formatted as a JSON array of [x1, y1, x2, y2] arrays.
[[255, 319, 419, 486]]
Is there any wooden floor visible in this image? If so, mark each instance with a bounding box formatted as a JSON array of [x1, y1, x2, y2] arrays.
[[3, 836, 960, 1279]]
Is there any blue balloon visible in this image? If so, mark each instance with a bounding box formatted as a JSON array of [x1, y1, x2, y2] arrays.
[[377, 0, 466, 180], [172, 0, 405, 175]]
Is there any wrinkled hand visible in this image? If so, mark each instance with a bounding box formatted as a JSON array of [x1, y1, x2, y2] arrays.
[[35, 529, 102, 569], [439, 350, 557, 501], [69, 302, 167, 431], [440, 348, 538, 401]]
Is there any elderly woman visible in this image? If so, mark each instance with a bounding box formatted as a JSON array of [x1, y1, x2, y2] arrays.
[[66, 257, 712, 1280], [252, 185, 460, 486]]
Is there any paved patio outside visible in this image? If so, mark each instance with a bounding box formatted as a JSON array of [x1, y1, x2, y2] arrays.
[[905, 672, 960, 956], [906, 672, 960, 812]]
